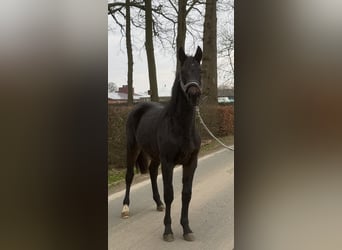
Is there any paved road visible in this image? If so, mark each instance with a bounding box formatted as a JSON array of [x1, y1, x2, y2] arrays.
[[108, 148, 234, 250]]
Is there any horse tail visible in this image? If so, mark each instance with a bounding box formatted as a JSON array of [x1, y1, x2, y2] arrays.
[[135, 152, 148, 174]]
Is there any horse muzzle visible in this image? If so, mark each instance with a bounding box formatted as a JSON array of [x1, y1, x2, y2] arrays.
[[187, 85, 201, 106], [180, 79, 202, 106]]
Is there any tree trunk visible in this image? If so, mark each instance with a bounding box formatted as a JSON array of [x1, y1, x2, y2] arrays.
[[202, 0, 217, 105], [145, 0, 159, 102], [176, 0, 187, 71], [126, 0, 134, 105]]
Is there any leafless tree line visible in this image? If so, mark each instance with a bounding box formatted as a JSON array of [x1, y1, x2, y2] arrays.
[[108, 0, 234, 104]]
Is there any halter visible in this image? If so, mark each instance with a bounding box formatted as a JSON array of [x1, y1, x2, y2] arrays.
[[179, 75, 202, 94]]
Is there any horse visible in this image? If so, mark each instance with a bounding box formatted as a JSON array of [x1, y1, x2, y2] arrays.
[[121, 46, 202, 242]]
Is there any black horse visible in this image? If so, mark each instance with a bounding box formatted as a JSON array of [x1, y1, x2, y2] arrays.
[[121, 46, 202, 242]]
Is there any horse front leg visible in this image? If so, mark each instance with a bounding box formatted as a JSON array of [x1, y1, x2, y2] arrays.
[[161, 160, 175, 242], [181, 156, 198, 241]]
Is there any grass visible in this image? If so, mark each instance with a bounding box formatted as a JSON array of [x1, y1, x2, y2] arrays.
[[108, 169, 126, 186], [108, 135, 234, 188], [199, 135, 234, 157]]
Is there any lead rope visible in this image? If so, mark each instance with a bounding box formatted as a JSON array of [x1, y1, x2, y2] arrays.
[[195, 106, 234, 151]]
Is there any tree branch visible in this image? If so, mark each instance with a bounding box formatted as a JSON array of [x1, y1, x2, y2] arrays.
[[108, 6, 125, 36], [108, 1, 164, 14], [186, 0, 205, 16], [167, 0, 178, 13]]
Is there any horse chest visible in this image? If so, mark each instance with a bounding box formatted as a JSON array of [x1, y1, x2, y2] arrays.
[[175, 140, 197, 164], [158, 133, 198, 164]]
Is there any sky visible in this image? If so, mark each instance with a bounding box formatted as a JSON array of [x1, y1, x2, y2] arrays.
[[108, 5, 233, 95]]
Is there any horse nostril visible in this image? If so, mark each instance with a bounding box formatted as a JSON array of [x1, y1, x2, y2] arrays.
[[187, 86, 201, 96]]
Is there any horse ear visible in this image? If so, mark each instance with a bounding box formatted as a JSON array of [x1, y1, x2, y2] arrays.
[[178, 47, 187, 65], [194, 46, 202, 63]]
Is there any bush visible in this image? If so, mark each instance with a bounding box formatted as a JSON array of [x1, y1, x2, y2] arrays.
[[217, 105, 234, 136], [197, 105, 219, 140], [108, 105, 133, 170], [197, 104, 234, 139]]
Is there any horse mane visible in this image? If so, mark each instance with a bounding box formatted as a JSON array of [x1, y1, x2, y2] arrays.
[[165, 69, 191, 116]]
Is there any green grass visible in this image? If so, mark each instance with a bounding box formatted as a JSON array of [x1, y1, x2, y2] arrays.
[[199, 135, 234, 157], [108, 167, 140, 188], [108, 135, 234, 187], [108, 169, 126, 186]]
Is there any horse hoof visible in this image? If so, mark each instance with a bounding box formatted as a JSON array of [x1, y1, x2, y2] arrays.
[[163, 233, 174, 242], [157, 204, 164, 211], [121, 211, 129, 219], [183, 233, 195, 241], [121, 205, 129, 219]]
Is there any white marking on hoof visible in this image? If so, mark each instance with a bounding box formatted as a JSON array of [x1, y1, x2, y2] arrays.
[[121, 205, 130, 218]]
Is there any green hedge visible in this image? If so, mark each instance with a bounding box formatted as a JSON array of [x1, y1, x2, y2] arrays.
[[108, 103, 234, 170], [108, 105, 133, 170]]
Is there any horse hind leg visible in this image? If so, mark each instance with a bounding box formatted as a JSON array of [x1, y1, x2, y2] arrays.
[[149, 160, 164, 211], [121, 145, 139, 219]]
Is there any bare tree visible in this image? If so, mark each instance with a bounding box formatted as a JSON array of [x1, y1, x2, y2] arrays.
[[126, 0, 134, 105], [174, 0, 205, 71], [108, 82, 118, 93], [108, 0, 159, 102], [108, 0, 221, 103], [176, 0, 187, 60], [145, 0, 159, 101], [202, 0, 218, 104], [218, 0, 234, 88], [108, 2, 134, 104]]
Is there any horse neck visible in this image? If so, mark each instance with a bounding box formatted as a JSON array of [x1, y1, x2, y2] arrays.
[[167, 77, 196, 132]]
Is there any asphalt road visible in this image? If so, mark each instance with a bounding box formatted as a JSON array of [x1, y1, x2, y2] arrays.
[[108, 148, 234, 250]]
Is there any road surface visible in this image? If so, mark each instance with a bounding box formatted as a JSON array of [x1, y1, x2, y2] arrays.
[[108, 148, 234, 250]]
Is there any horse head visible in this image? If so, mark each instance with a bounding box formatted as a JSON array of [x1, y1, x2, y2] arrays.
[[178, 46, 202, 107]]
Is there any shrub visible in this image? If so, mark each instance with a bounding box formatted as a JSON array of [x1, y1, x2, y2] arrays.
[[108, 104, 133, 170], [217, 105, 234, 136], [197, 104, 234, 139]]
